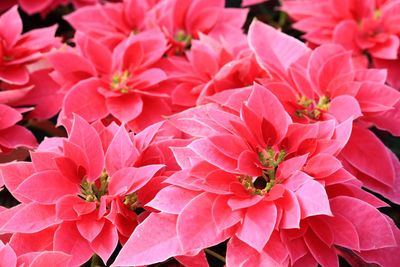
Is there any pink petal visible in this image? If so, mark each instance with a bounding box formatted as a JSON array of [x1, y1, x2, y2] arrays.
[[330, 196, 396, 250], [177, 193, 230, 251], [9, 227, 55, 255], [146, 186, 199, 214], [321, 213, 360, 251], [0, 6, 22, 46], [54, 222, 93, 267], [328, 95, 362, 122], [189, 138, 238, 172], [295, 179, 332, 218], [131, 68, 167, 89], [55, 195, 80, 221], [0, 65, 29, 85], [2, 203, 59, 233], [54, 156, 81, 184], [0, 243, 17, 267], [76, 33, 112, 74], [76, 215, 104, 242], [208, 134, 248, 160], [175, 251, 209, 267], [0, 125, 37, 149], [212, 195, 242, 232], [47, 52, 96, 81], [1, 162, 34, 197], [226, 237, 258, 267], [236, 201, 277, 252], [356, 217, 400, 266], [247, 83, 292, 144], [237, 150, 261, 177], [308, 217, 334, 246], [248, 20, 309, 78], [0, 104, 22, 130], [30, 251, 72, 267], [304, 229, 339, 267], [108, 165, 164, 196], [342, 126, 395, 187], [304, 154, 342, 178], [69, 114, 105, 181], [369, 35, 399, 60], [105, 125, 138, 176], [355, 82, 400, 113], [227, 195, 263, 210], [278, 190, 301, 229], [14, 170, 78, 204], [106, 93, 143, 123], [91, 221, 118, 264], [277, 154, 308, 179], [63, 78, 108, 122], [113, 213, 182, 266]]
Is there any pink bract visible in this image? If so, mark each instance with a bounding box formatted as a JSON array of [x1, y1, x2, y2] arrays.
[[49, 30, 171, 131], [114, 83, 399, 266], [66, 0, 248, 54], [281, 0, 400, 89], [0, 115, 169, 266], [246, 20, 400, 204]]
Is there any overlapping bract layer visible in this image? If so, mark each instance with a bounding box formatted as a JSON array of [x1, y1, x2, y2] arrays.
[[282, 0, 400, 89]]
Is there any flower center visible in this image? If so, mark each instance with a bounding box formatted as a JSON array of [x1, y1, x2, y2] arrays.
[[173, 30, 192, 55], [79, 170, 109, 202], [295, 95, 330, 120], [123, 192, 139, 211], [238, 147, 286, 195], [110, 70, 130, 94]]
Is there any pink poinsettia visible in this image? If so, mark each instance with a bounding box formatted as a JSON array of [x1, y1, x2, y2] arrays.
[[66, 0, 159, 49], [245, 20, 400, 204], [49, 30, 171, 131], [114, 83, 398, 266], [281, 0, 400, 88], [0, 5, 62, 119], [0, 6, 59, 85], [67, 0, 248, 54], [162, 33, 257, 108], [0, 115, 170, 266], [147, 0, 248, 55]]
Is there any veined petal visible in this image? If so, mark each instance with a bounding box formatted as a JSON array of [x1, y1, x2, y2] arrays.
[[236, 201, 277, 252]]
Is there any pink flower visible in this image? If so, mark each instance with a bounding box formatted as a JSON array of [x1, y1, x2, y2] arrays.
[[281, 0, 400, 88], [148, 0, 248, 55], [0, 115, 166, 266], [0, 5, 62, 119], [66, 0, 248, 54], [0, 6, 59, 85], [163, 34, 253, 108], [111, 83, 399, 266], [49, 30, 171, 131], [66, 0, 159, 49], [282, 0, 399, 59], [246, 20, 400, 204]]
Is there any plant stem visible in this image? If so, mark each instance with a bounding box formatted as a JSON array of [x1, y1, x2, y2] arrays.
[[204, 248, 226, 263]]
